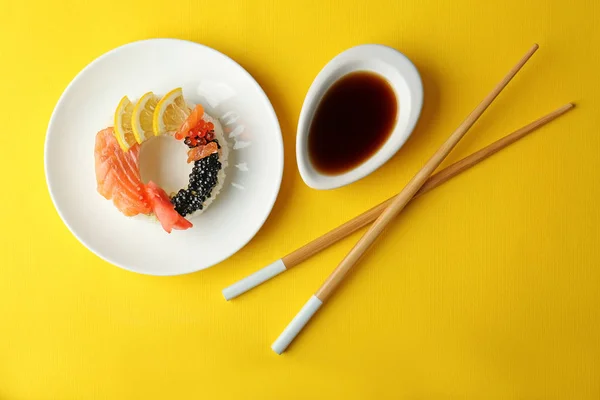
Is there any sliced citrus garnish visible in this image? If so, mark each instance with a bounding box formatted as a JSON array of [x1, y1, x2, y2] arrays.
[[114, 96, 136, 151], [132, 92, 160, 143], [152, 88, 190, 136]]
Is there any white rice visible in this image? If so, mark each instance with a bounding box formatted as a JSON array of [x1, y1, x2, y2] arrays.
[[186, 112, 229, 219]]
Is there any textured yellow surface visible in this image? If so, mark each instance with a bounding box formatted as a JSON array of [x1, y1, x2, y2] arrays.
[[1, 0, 599, 398]]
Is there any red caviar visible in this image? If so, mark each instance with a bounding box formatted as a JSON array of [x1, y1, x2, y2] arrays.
[[188, 120, 214, 139]]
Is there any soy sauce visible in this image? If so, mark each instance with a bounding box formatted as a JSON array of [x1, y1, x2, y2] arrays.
[[308, 71, 397, 176]]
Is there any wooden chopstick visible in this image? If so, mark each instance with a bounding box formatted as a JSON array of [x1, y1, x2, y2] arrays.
[[222, 103, 574, 302], [271, 44, 540, 354]]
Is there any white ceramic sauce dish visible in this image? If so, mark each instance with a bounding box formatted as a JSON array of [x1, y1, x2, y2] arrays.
[[296, 44, 423, 190]]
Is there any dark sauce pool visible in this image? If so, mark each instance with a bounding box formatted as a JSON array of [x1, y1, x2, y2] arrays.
[[308, 71, 397, 175]]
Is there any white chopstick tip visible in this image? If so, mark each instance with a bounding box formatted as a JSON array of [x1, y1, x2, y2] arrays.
[[222, 288, 234, 301], [271, 295, 323, 355], [222, 259, 287, 301]]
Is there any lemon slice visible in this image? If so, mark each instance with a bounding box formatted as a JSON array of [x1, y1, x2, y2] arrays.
[[114, 96, 137, 151], [153, 88, 190, 136], [132, 92, 160, 143]]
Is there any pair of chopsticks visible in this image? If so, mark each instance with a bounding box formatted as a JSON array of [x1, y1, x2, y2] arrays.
[[223, 44, 574, 354]]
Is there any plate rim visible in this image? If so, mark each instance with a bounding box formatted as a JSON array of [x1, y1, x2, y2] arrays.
[[44, 38, 284, 276]]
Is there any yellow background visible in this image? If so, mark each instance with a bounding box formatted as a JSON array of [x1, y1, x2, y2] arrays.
[[1, 0, 599, 398]]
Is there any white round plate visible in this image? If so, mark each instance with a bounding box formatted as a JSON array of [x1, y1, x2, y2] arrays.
[[45, 39, 283, 276]]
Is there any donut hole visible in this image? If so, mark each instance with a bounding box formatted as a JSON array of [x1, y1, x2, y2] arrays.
[[139, 135, 192, 195]]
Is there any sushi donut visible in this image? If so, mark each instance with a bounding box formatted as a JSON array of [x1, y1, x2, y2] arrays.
[[94, 101, 228, 233]]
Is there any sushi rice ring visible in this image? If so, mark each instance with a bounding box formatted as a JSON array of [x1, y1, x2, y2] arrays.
[[95, 90, 229, 233]]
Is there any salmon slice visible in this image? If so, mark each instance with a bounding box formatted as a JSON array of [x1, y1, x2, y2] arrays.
[[145, 181, 192, 233], [113, 191, 146, 217], [187, 142, 218, 163], [95, 130, 144, 201], [94, 128, 151, 216], [175, 104, 204, 140]]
